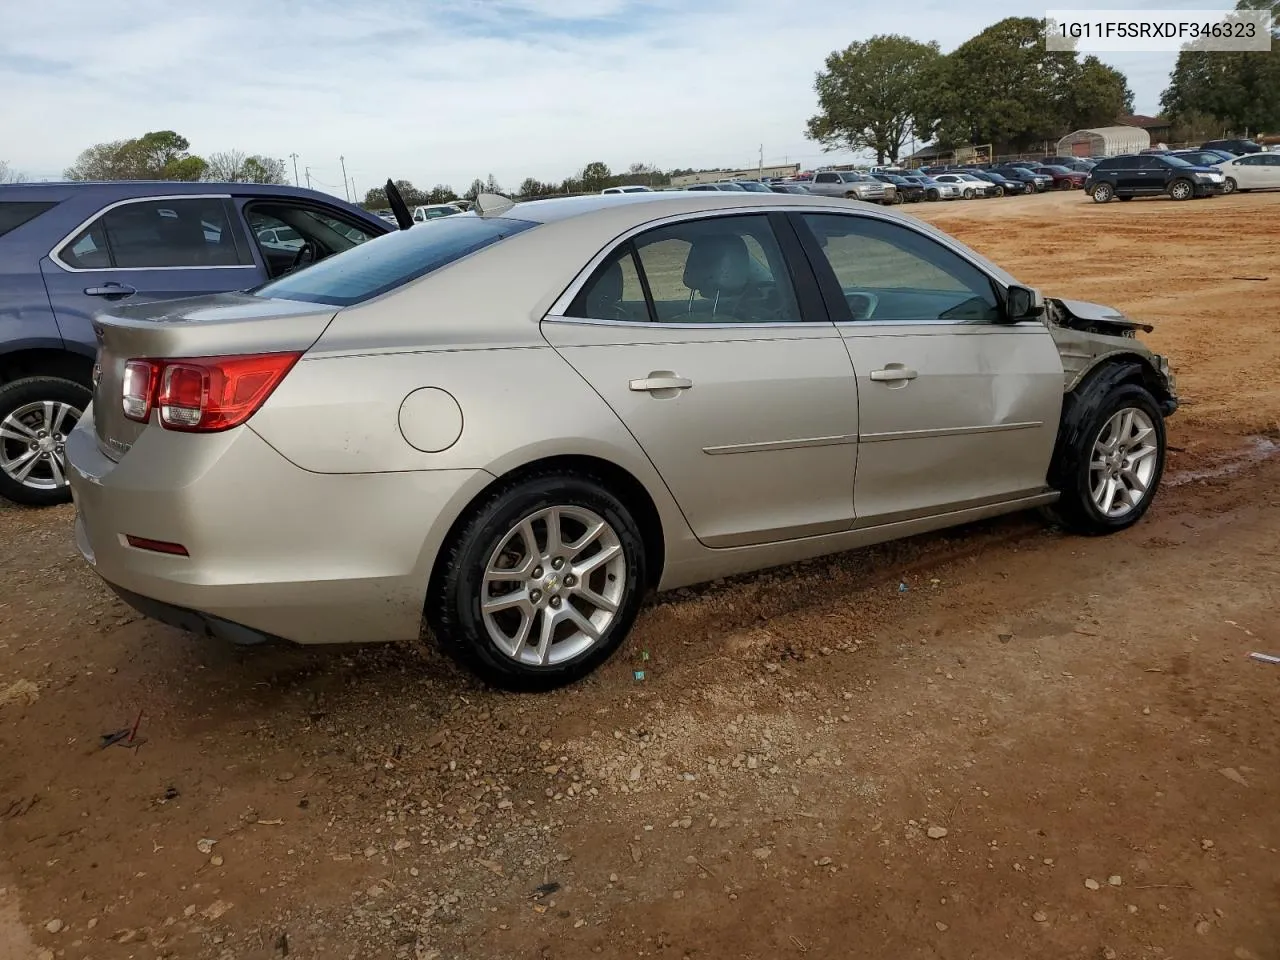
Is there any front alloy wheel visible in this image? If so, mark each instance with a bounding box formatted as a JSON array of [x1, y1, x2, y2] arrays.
[[1223, 177, 1237, 195], [1170, 179, 1194, 201], [0, 377, 89, 507], [1088, 408, 1160, 521], [1092, 183, 1114, 203]]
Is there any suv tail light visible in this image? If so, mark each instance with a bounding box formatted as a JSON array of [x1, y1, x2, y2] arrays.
[[121, 352, 302, 432]]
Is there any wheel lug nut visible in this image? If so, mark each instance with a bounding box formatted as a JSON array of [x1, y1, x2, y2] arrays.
[[530, 590, 541, 602], [565, 575, 576, 587], [550, 596, 561, 608], [552, 557, 564, 570], [532, 566, 543, 579]]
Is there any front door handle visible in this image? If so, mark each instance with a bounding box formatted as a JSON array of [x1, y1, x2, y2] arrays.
[[869, 366, 918, 382], [629, 374, 693, 393], [84, 283, 137, 298]]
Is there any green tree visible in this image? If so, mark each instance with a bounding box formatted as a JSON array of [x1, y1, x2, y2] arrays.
[[922, 18, 1132, 151], [463, 178, 487, 201], [1161, 0, 1280, 134], [484, 173, 503, 194], [579, 161, 612, 192], [517, 177, 561, 197], [65, 130, 207, 181], [363, 186, 389, 209], [425, 184, 458, 203], [205, 151, 289, 184], [805, 35, 942, 163]]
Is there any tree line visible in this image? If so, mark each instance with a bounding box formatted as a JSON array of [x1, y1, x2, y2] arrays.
[[58, 130, 291, 184], [807, 7, 1278, 164]]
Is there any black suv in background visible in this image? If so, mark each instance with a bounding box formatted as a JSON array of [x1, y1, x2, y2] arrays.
[[1202, 138, 1262, 155], [1085, 154, 1226, 202]]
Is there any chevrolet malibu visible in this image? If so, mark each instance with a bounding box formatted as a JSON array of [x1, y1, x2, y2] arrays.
[[67, 193, 1177, 689]]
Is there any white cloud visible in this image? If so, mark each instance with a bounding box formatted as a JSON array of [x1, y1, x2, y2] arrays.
[[0, 0, 1183, 196]]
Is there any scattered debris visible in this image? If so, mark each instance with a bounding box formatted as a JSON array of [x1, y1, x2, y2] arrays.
[[202, 900, 234, 921], [2, 795, 37, 819], [531, 882, 560, 899], [196, 838, 217, 855], [275, 931, 290, 956], [1108, 875, 1122, 887], [44, 918, 63, 934], [753, 846, 773, 861], [0, 679, 38, 708], [927, 826, 949, 839], [1032, 911, 1048, 923], [1220, 768, 1249, 787]]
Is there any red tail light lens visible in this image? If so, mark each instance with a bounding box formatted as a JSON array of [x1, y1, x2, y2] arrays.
[[120, 352, 301, 432]]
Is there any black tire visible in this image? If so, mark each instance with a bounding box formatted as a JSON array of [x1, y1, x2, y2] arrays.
[[0, 376, 90, 507], [1091, 183, 1114, 203], [427, 472, 648, 690], [963, 188, 975, 200], [1048, 379, 1166, 536], [926, 189, 939, 201], [1223, 177, 1237, 195], [1169, 178, 1194, 201], [992, 186, 1005, 198], [1118, 195, 1134, 201]]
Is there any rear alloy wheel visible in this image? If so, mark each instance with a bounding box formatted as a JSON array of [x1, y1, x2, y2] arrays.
[[1091, 183, 1114, 203], [926, 188, 939, 201], [1223, 177, 1237, 195], [429, 473, 647, 689], [0, 377, 90, 507], [1169, 179, 1194, 201], [963, 188, 975, 199]]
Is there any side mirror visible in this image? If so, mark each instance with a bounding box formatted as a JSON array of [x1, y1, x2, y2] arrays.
[[1005, 284, 1043, 322]]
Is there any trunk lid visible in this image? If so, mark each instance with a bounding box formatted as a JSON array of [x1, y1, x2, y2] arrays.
[[91, 292, 337, 460]]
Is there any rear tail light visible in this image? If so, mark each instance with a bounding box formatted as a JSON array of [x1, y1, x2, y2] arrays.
[[125, 535, 190, 556], [121, 352, 301, 432]]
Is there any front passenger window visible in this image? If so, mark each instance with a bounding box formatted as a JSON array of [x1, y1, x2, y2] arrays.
[[799, 213, 1001, 323]]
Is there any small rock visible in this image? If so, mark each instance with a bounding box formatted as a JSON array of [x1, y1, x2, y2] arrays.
[[1142, 707, 1151, 715], [202, 900, 233, 921], [1108, 875, 1122, 886], [210, 855, 224, 867], [1032, 911, 1048, 923], [86, 918, 99, 930], [45, 919, 64, 934], [628, 764, 643, 782], [1103, 949, 1117, 960], [1219, 767, 1249, 787], [183, 905, 197, 918], [277, 772, 295, 782], [364, 846, 378, 858], [1195, 920, 1212, 935], [672, 890, 684, 900], [1127, 904, 1138, 914], [196, 838, 217, 855], [927, 826, 948, 839], [1084, 878, 1101, 891], [935, 921, 948, 932], [37, 952, 53, 960], [753, 846, 772, 861], [393, 839, 412, 851], [1201, 839, 1215, 850], [609, 873, 618, 883]]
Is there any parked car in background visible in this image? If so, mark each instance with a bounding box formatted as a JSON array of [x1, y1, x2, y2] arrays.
[[0, 181, 390, 505], [1202, 138, 1261, 155], [412, 203, 465, 222], [871, 173, 923, 202], [1170, 149, 1237, 167], [932, 173, 995, 199], [1214, 153, 1280, 194], [900, 174, 961, 201], [992, 167, 1051, 192], [723, 181, 774, 194], [768, 183, 812, 195], [65, 191, 1178, 690], [1030, 165, 1088, 189], [1041, 157, 1096, 172], [601, 185, 655, 195], [968, 170, 1026, 196], [1085, 154, 1226, 202], [685, 183, 747, 192], [805, 171, 889, 204]]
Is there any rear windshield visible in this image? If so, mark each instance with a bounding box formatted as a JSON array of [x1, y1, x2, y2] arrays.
[[253, 214, 537, 307], [0, 201, 58, 238]]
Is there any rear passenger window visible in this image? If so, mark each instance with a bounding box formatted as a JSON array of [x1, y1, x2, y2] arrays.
[[57, 198, 251, 269], [566, 215, 805, 325], [0, 201, 57, 238]]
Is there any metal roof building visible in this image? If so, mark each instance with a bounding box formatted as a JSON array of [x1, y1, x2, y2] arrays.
[[1056, 125, 1151, 158]]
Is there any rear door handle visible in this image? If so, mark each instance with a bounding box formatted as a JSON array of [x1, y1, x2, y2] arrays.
[[869, 367, 918, 382], [84, 283, 136, 298], [629, 375, 693, 392]]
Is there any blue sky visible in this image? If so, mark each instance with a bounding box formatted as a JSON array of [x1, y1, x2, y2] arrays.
[[0, 0, 1189, 197]]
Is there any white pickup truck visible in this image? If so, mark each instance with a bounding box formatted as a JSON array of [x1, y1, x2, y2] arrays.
[[803, 171, 890, 203]]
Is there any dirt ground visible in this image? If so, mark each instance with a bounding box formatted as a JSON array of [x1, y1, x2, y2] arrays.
[[2, 189, 1280, 960]]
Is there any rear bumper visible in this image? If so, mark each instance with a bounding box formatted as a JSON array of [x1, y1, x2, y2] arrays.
[[67, 404, 493, 645]]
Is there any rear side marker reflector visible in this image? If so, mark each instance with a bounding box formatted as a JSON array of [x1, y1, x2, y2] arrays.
[[121, 352, 302, 432], [125, 535, 190, 556]]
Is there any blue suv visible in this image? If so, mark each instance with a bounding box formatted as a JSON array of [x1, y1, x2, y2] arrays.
[[0, 181, 390, 505]]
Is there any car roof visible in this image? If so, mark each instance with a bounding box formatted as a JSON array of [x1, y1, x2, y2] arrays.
[[0, 180, 354, 204]]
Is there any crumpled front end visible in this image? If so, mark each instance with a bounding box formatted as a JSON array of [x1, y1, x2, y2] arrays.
[[1045, 298, 1178, 416]]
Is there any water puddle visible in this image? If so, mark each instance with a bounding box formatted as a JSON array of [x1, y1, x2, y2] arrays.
[[1166, 436, 1280, 486]]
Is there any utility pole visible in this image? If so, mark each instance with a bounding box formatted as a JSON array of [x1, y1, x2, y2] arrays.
[[305, 166, 312, 190], [339, 156, 349, 201], [289, 153, 300, 186], [350, 178, 358, 203], [758, 144, 763, 179]]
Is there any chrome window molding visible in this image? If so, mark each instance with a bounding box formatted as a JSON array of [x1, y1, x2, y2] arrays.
[[542, 203, 1019, 332], [48, 193, 256, 273]]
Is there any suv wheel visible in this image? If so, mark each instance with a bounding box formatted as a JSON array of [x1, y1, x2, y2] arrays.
[[1091, 183, 1114, 203], [1223, 177, 1237, 195], [1169, 179, 1194, 201], [428, 472, 648, 690], [0, 377, 90, 507], [926, 188, 939, 201]]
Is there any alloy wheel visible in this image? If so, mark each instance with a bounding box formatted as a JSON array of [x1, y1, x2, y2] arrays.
[[1089, 407, 1159, 520], [0, 400, 79, 493], [480, 506, 626, 666]]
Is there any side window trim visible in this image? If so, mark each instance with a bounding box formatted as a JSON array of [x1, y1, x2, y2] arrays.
[[786, 210, 1009, 327], [549, 209, 830, 328], [49, 194, 255, 273]]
